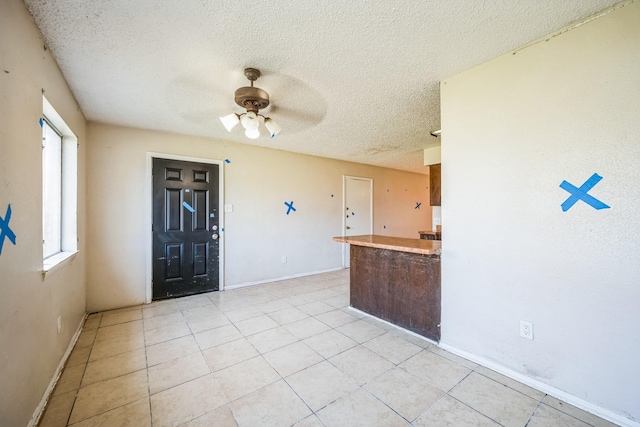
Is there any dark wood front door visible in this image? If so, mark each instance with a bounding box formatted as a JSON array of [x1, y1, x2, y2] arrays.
[[152, 158, 220, 300]]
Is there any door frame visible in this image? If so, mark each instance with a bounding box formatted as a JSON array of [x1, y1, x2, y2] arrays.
[[342, 175, 373, 268], [145, 152, 225, 303]]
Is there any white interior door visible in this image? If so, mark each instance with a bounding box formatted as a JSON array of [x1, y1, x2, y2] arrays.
[[343, 176, 373, 268]]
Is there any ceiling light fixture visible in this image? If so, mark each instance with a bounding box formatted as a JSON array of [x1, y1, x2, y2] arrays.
[[219, 68, 282, 139]]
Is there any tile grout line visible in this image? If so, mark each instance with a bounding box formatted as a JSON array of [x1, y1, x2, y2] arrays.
[[193, 304, 231, 424], [524, 399, 545, 427], [142, 309, 155, 427], [446, 393, 506, 427], [60, 314, 101, 427], [68, 313, 151, 426]]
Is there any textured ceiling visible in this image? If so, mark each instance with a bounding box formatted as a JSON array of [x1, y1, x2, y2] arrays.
[[24, 0, 621, 174]]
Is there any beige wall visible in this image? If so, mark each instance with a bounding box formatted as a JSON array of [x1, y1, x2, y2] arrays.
[[440, 2, 639, 424], [86, 123, 431, 312], [0, 0, 87, 425]]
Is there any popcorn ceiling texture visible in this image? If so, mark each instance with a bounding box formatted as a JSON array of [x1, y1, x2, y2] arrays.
[[24, 0, 621, 174]]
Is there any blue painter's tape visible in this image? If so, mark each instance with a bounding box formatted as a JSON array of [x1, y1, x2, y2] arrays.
[[351, 212, 355, 216], [0, 204, 17, 255], [221, 228, 224, 232], [39, 118, 44, 127], [210, 213, 215, 218], [415, 202, 421, 209], [182, 201, 196, 213], [224, 159, 231, 164], [284, 201, 296, 215], [560, 173, 610, 212]]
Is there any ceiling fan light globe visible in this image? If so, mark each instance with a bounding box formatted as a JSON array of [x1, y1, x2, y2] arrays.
[[245, 128, 260, 139], [241, 111, 259, 130], [219, 113, 240, 132], [264, 118, 282, 138]]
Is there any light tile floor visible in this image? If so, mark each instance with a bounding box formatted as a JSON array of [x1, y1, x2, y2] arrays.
[[39, 270, 618, 427]]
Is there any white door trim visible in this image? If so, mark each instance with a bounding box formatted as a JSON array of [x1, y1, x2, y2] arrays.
[[145, 152, 225, 303], [342, 175, 373, 267]]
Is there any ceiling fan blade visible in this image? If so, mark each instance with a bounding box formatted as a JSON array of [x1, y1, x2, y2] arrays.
[[259, 73, 328, 134], [268, 104, 324, 125]]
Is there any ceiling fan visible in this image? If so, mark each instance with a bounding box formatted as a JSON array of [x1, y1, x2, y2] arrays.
[[219, 68, 282, 139]]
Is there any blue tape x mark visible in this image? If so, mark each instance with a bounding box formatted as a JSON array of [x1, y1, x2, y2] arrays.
[[284, 201, 296, 215], [559, 173, 610, 212], [415, 202, 421, 209], [182, 201, 196, 213], [0, 204, 17, 255]]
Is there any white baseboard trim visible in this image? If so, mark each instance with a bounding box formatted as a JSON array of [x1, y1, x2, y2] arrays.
[[29, 313, 87, 427], [224, 267, 344, 291], [438, 343, 639, 427]]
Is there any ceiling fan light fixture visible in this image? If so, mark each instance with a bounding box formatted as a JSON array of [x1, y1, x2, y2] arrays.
[[220, 68, 283, 139], [219, 113, 240, 132], [264, 118, 281, 138], [245, 128, 260, 139], [241, 111, 260, 130]]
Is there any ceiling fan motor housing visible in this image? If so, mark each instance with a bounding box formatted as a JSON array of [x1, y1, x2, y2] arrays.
[[235, 86, 270, 112]]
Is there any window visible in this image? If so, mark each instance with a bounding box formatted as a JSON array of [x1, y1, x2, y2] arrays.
[[42, 97, 78, 271], [42, 118, 63, 258]]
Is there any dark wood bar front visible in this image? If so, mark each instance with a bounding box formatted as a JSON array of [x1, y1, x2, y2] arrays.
[[333, 235, 441, 341]]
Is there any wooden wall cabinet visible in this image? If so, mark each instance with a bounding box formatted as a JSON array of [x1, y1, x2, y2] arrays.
[[429, 163, 441, 206]]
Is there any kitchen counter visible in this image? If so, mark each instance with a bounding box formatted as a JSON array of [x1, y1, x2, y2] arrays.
[[332, 234, 441, 255], [334, 234, 441, 341]]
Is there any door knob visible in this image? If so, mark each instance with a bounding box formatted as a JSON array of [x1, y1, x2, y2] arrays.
[[346, 226, 351, 230]]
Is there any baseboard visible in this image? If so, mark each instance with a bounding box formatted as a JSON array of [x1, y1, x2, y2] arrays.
[[224, 267, 344, 291], [28, 313, 87, 427], [438, 343, 639, 427]]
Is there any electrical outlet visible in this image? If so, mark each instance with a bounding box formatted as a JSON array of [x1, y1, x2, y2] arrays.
[[520, 320, 533, 340], [57, 316, 62, 334], [282, 256, 287, 263]]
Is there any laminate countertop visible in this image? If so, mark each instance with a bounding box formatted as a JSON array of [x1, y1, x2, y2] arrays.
[[333, 234, 441, 256]]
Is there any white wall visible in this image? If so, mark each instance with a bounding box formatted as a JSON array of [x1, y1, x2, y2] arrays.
[[0, 0, 87, 425], [86, 123, 430, 311], [441, 2, 639, 424]]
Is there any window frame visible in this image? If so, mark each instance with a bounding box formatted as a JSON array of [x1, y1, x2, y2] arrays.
[[42, 96, 78, 273], [42, 116, 64, 259]]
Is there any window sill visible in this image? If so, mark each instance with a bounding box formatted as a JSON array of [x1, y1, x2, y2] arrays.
[[42, 251, 78, 278]]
